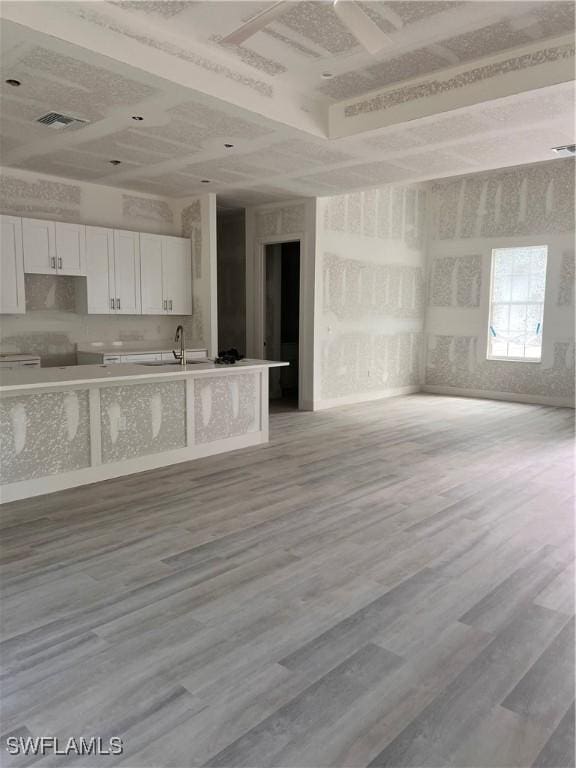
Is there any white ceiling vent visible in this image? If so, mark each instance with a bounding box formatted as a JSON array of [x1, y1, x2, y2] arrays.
[[36, 112, 88, 130]]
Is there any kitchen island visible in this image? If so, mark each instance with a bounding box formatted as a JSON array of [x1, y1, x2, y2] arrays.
[[0, 359, 287, 503]]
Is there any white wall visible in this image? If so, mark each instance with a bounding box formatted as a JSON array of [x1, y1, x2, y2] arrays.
[[314, 185, 428, 409], [424, 159, 575, 407], [245, 160, 574, 411], [0, 167, 217, 364]]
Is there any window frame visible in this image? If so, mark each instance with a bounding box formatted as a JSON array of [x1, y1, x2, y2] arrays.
[[486, 245, 548, 364]]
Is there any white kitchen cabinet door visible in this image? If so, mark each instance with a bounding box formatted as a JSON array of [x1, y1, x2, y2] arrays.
[[0, 215, 25, 314], [140, 233, 165, 314], [22, 217, 56, 274], [55, 222, 86, 275], [113, 230, 141, 315], [86, 226, 115, 314], [163, 236, 192, 314]]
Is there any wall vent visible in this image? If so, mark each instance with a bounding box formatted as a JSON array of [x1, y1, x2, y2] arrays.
[[36, 112, 88, 129]]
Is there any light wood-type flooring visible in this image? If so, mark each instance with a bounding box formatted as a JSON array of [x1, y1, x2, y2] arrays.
[[1, 394, 574, 767]]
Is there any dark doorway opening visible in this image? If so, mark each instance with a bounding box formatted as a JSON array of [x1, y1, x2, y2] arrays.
[[265, 241, 300, 409]]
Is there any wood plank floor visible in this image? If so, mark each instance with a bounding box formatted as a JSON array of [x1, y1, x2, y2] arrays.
[[0, 394, 574, 768]]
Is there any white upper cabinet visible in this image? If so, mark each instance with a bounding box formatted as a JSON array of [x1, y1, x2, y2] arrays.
[[113, 230, 141, 315], [15, 215, 191, 316], [163, 236, 192, 315], [0, 215, 25, 314], [54, 222, 86, 275], [86, 228, 140, 315], [140, 234, 192, 315], [86, 226, 115, 314], [22, 218, 86, 275], [22, 218, 56, 274], [140, 233, 165, 314]]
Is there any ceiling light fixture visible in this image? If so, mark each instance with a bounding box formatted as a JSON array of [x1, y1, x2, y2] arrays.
[[552, 144, 575, 155], [109, 159, 122, 165], [5, 79, 21, 87], [131, 115, 144, 121]]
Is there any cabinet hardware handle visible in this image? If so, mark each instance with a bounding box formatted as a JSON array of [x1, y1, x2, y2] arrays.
[[169, 299, 173, 311], [58, 257, 63, 270], [163, 300, 167, 311], [51, 257, 56, 270], [117, 298, 121, 310], [110, 298, 115, 310]]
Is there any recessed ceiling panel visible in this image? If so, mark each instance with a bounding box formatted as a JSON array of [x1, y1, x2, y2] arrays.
[[110, 1, 193, 19], [385, 1, 467, 26], [0, 4, 574, 205], [276, 1, 361, 54]]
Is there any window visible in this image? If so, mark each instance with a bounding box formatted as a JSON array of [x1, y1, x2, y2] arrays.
[[487, 245, 547, 362]]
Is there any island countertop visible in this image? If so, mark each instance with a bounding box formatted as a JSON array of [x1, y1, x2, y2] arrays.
[[0, 359, 288, 393], [1, 358, 289, 503]]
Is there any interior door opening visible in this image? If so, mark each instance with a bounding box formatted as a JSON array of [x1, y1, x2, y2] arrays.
[[265, 241, 300, 410]]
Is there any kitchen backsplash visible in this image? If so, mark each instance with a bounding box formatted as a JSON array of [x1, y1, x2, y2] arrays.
[[1, 275, 197, 367]]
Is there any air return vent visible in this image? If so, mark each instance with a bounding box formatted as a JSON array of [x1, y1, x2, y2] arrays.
[[36, 112, 88, 129]]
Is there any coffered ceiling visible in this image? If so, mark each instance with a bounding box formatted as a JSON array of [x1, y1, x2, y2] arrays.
[[0, 1, 574, 207]]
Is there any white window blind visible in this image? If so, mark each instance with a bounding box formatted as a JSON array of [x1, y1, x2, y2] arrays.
[[487, 246, 547, 362]]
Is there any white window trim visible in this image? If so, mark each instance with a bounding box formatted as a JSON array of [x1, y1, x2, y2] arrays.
[[486, 245, 548, 364]]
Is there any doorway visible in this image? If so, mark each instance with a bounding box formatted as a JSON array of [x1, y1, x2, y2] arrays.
[[265, 241, 300, 409]]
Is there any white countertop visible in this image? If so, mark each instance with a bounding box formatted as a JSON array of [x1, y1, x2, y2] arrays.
[[0, 359, 288, 393]]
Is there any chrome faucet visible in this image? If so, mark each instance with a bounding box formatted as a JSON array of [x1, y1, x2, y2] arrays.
[[173, 325, 186, 366]]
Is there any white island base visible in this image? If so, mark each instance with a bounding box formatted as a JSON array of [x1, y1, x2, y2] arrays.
[[0, 360, 287, 504]]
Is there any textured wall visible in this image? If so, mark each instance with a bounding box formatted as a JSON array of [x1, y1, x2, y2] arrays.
[[425, 159, 575, 405], [100, 381, 186, 463], [179, 198, 206, 348], [194, 372, 259, 444], [0, 389, 90, 482], [254, 203, 306, 238], [317, 185, 427, 404], [0, 167, 209, 365], [217, 209, 246, 353], [431, 159, 575, 241]]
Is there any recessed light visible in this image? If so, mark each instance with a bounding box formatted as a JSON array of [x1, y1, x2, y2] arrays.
[[224, 143, 234, 148], [5, 79, 21, 87], [321, 72, 334, 79], [131, 115, 144, 121], [109, 159, 122, 165], [201, 179, 211, 183], [552, 144, 575, 155]]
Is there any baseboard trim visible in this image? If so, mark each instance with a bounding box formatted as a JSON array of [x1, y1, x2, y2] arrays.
[[313, 385, 421, 410], [0, 431, 267, 504], [422, 385, 575, 408]]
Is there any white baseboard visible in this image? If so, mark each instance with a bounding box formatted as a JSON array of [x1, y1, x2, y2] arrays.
[[313, 385, 421, 410], [0, 431, 267, 504], [422, 384, 575, 409]]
